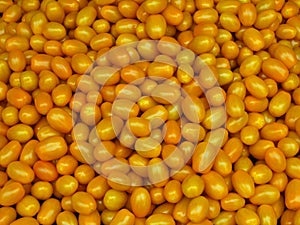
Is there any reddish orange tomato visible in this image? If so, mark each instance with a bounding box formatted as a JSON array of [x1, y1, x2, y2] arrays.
[[223, 137, 243, 163], [281, 210, 295, 225], [271, 44, 297, 69], [249, 139, 275, 160], [33, 160, 58, 182]]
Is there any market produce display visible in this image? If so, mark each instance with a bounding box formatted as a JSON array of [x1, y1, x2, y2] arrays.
[[1, 0, 300, 224]]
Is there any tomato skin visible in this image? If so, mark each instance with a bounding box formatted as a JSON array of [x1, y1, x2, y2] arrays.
[[72, 192, 97, 215], [42, 22, 66, 41], [260, 122, 288, 142], [262, 58, 289, 83], [7, 161, 35, 184], [250, 184, 280, 205], [31, 181, 53, 200], [3, 2, 300, 224], [173, 197, 190, 224], [0, 140, 22, 167], [232, 170, 255, 198], [31, 54, 53, 74], [235, 208, 260, 225], [130, 187, 151, 217], [182, 174, 205, 199], [46, 108, 73, 133], [238, 3, 257, 26], [7, 124, 34, 143], [51, 56, 72, 80], [221, 193, 245, 211], [0, 207, 17, 225], [268, 91, 291, 118], [6, 87, 32, 109], [61, 39, 88, 56], [0, 181, 25, 206], [78, 210, 101, 225], [37, 198, 61, 225], [265, 147, 286, 173], [285, 179, 300, 210], [33, 160, 58, 182], [110, 209, 135, 225], [202, 171, 228, 200], [10, 217, 39, 225], [187, 196, 209, 223], [242, 28, 264, 51], [35, 136, 68, 161], [16, 195, 40, 217], [257, 204, 277, 225], [145, 213, 175, 225], [55, 175, 79, 196], [272, 44, 297, 69]]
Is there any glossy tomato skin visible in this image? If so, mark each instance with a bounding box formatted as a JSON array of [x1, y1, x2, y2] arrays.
[[0, 181, 25, 206], [2, 1, 300, 224], [285, 179, 300, 210], [130, 187, 151, 217], [7, 161, 35, 184], [35, 136, 68, 161]]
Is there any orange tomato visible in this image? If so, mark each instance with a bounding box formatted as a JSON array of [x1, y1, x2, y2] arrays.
[[130, 187, 151, 217], [35, 136, 68, 161], [0, 181, 25, 206]]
